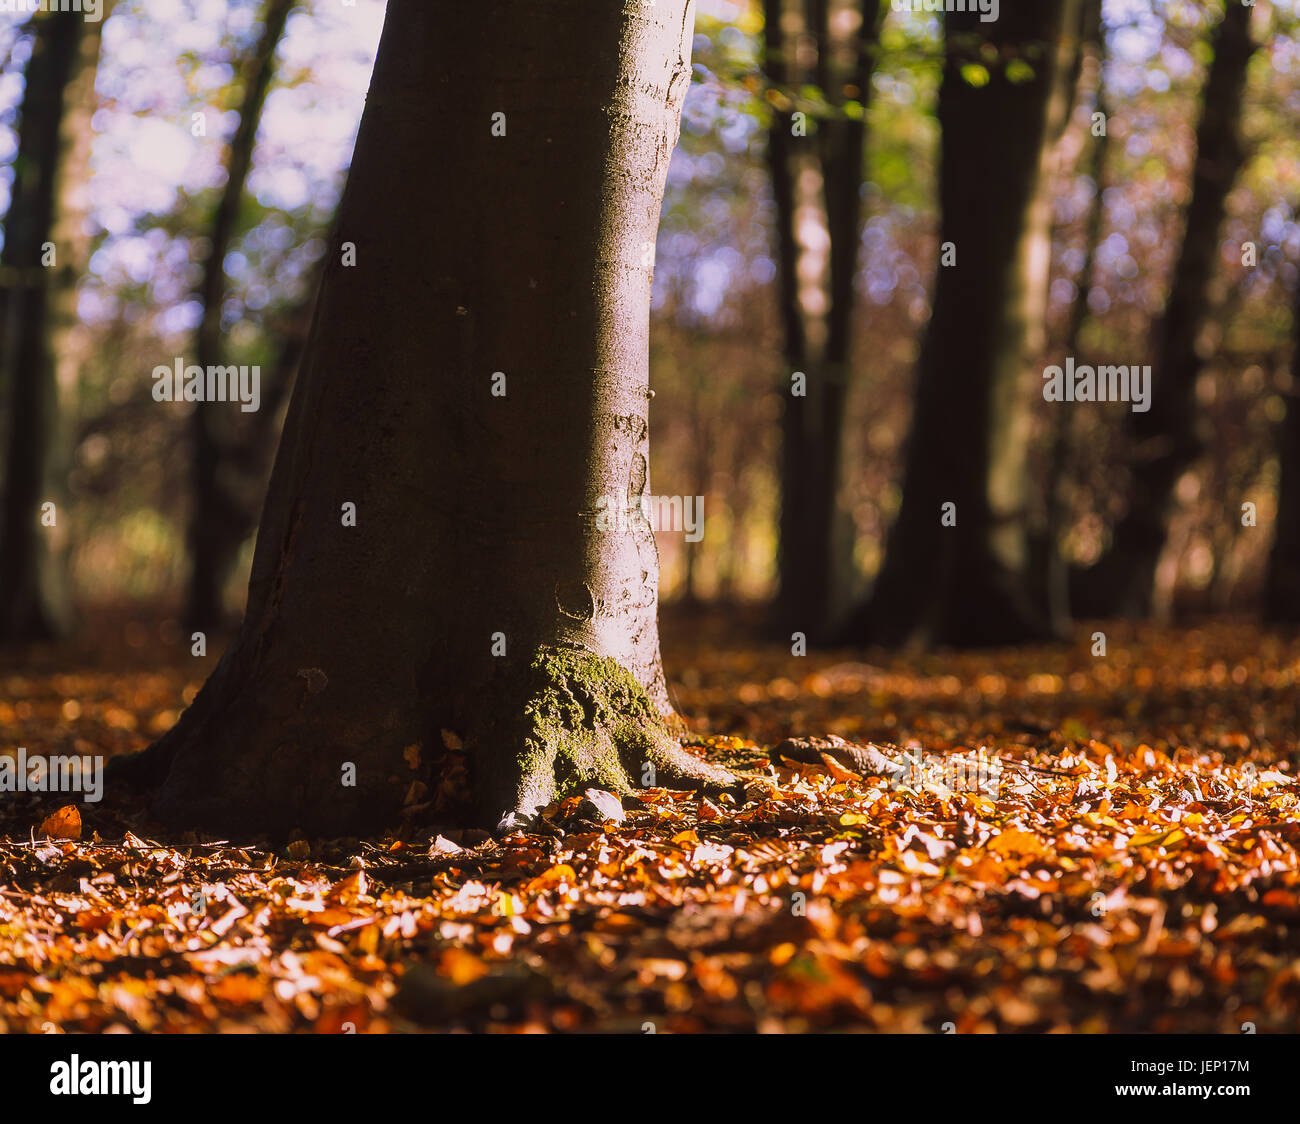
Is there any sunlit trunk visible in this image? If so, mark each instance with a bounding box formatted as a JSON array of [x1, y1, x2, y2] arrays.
[[119, 0, 734, 835]]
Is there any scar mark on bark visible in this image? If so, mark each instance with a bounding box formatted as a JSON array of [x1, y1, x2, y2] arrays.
[[555, 580, 596, 622], [628, 453, 648, 508], [611, 414, 648, 443]]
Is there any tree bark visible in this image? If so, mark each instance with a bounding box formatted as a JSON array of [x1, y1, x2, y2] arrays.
[[1045, 0, 1105, 632], [816, 0, 881, 639], [841, 3, 1072, 649], [0, 6, 109, 644], [116, 0, 734, 835], [766, 0, 881, 643], [764, 0, 818, 638], [1075, 1, 1257, 618], [185, 0, 295, 634]]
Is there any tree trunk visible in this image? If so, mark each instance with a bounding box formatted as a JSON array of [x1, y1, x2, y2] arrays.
[[764, 0, 819, 639], [0, 6, 109, 644], [766, 0, 881, 643], [116, 0, 734, 836], [816, 0, 882, 639], [185, 0, 295, 634], [1266, 282, 1300, 623], [1075, 1, 1257, 618], [1045, 0, 1106, 631], [841, 3, 1071, 649]]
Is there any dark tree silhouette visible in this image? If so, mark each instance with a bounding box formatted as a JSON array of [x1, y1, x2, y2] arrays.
[[842, 2, 1076, 649]]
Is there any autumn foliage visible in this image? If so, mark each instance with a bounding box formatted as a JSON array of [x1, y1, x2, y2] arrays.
[[1, 611, 1296, 1032]]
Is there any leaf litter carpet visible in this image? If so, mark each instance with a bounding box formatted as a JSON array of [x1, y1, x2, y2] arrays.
[[0, 609, 1296, 1032]]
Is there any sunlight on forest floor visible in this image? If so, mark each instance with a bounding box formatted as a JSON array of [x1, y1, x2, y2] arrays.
[[1, 609, 1297, 1032]]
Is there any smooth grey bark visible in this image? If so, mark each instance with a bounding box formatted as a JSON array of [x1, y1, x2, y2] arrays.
[[1075, 1, 1257, 618], [841, 4, 1071, 649], [186, 0, 295, 634], [116, 0, 733, 834], [0, 7, 108, 643]]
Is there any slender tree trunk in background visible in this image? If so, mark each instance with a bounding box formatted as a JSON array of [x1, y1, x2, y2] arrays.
[[1020, 0, 1087, 634], [0, 7, 109, 644], [1266, 283, 1300, 623], [115, 0, 735, 835], [842, 3, 1070, 649], [1046, 0, 1106, 631], [766, 0, 881, 643], [185, 0, 294, 634], [764, 0, 817, 638], [817, 0, 882, 638], [1076, 2, 1257, 619]]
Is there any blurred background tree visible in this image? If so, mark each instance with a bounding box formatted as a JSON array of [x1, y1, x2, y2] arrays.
[[0, 1, 111, 642]]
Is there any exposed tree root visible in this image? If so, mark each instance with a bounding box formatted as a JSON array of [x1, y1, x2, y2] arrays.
[[476, 644, 738, 832]]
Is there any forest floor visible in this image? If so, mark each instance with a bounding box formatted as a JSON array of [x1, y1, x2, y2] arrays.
[[1, 606, 1297, 1033]]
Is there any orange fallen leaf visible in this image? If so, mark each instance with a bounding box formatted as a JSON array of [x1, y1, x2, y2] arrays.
[[818, 752, 857, 783], [988, 829, 1043, 857], [39, 805, 81, 840], [439, 948, 491, 986]]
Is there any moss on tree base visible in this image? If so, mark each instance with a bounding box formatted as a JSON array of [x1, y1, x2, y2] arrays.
[[475, 645, 736, 829]]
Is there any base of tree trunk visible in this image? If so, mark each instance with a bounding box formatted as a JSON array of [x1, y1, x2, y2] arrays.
[[110, 644, 737, 837], [1265, 572, 1300, 624], [842, 563, 1059, 650], [0, 599, 74, 647], [1070, 547, 1161, 620]]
